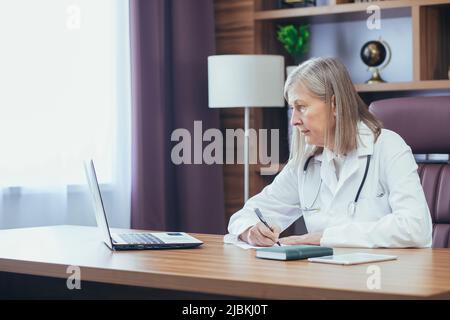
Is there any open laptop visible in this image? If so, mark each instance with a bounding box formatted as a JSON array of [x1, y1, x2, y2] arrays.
[[84, 160, 203, 250]]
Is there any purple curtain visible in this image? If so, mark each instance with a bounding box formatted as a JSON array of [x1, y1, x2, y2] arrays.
[[129, 0, 226, 234]]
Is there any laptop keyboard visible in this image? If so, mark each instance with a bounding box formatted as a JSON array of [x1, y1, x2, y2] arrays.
[[118, 233, 164, 245]]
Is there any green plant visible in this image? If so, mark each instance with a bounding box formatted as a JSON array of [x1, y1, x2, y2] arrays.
[[276, 24, 310, 63]]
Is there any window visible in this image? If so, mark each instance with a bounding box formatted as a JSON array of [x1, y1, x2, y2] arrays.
[[0, 0, 131, 228]]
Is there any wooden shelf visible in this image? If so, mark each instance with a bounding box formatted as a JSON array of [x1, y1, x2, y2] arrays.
[[355, 80, 450, 92], [254, 0, 450, 20]]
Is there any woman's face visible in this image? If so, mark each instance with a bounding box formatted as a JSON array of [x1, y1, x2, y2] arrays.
[[288, 84, 336, 148]]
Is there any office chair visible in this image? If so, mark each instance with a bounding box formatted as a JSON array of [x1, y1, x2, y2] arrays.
[[370, 96, 450, 248]]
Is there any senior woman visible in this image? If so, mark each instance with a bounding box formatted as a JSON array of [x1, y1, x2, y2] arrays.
[[228, 57, 432, 248]]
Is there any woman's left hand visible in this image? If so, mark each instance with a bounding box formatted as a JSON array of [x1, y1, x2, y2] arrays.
[[279, 232, 323, 246]]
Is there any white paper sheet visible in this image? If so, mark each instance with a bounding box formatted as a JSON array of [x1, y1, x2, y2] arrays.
[[223, 233, 285, 250]]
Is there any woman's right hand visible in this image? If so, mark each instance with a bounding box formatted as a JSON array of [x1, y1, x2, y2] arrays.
[[239, 222, 281, 247]]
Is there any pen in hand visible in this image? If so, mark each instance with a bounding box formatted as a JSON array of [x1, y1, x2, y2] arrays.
[[254, 208, 281, 246]]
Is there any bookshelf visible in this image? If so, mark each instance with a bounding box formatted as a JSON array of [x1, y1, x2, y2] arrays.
[[255, 0, 450, 82]]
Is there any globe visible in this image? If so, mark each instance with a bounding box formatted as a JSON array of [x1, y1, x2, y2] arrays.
[[360, 39, 391, 83], [360, 40, 387, 68]]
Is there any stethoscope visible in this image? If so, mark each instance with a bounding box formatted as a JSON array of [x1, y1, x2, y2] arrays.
[[300, 153, 371, 216]]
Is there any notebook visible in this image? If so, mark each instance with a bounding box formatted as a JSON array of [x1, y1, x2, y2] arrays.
[[256, 245, 333, 261]]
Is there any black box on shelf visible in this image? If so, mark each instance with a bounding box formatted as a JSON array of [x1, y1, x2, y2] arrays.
[[277, 0, 317, 9]]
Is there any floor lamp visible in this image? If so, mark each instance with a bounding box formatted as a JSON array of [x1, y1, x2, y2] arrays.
[[208, 55, 285, 203]]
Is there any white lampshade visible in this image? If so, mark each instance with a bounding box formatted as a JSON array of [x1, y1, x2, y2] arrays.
[[208, 55, 285, 108]]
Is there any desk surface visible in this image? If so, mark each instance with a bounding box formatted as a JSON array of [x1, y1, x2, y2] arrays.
[[0, 225, 449, 299]]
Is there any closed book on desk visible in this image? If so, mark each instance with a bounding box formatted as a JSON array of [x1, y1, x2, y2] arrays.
[[256, 245, 333, 261]]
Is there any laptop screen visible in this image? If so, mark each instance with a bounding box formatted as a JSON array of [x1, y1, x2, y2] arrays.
[[84, 160, 114, 249]]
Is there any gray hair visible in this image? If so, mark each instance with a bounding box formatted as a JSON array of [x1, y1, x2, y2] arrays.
[[284, 57, 382, 167]]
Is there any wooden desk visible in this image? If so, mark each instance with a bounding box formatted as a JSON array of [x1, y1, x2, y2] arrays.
[[0, 225, 449, 299]]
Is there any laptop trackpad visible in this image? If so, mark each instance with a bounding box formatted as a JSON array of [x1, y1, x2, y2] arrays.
[[153, 232, 200, 243]]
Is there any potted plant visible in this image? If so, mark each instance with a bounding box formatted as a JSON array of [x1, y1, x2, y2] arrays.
[[276, 24, 310, 68]]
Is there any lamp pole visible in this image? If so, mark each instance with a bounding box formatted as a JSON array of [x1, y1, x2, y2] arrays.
[[244, 106, 249, 203]]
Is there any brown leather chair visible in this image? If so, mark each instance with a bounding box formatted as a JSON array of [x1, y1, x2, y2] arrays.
[[369, 96, 450, 248]]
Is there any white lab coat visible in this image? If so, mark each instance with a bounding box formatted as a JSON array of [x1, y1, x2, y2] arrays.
[[228, 121, 433, 248]]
